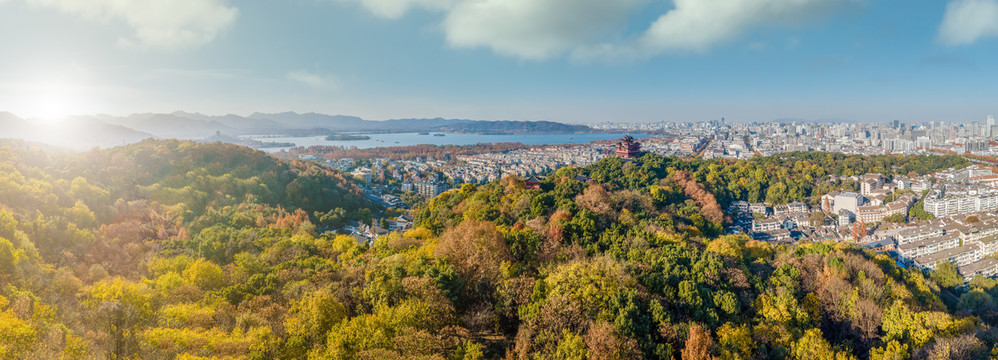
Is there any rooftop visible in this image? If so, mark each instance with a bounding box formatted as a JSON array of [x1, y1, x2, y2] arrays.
[[914, 243, 978, 266], [959, 257, 998, 276]]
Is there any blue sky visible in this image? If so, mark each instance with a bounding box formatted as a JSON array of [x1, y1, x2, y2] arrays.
[[0, 0, 996, 123]]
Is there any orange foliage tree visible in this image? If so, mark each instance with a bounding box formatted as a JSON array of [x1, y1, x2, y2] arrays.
[[673, 170, 725, 224]]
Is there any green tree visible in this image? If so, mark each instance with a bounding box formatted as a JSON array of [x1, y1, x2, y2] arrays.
[[909, 191, 935, 221], [810, 212, 827, 227], [930, 261, 963, 289], [182, 258, 226, 290], [284, 289, 347, 355], [791, 328, 852, 360], [553, 330, 588, 360], [884, 213, 907, 224], [0, 296, 36, 359], [0, 237, 17, 276], [85, 277, 154, 359], [716, 323, 754, 360]]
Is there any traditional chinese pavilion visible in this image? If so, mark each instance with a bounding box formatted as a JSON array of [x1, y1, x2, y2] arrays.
[[614, 135, 642, 158], [524, 176, 542, 189]]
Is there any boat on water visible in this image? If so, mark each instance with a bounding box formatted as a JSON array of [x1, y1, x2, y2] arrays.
[[418, 132, 430, 135], [433, 133, 445, 137]]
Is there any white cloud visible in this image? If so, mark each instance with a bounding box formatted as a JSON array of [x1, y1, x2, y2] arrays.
[[938, 0, 998, 46], [287, 70, 336, 89], [351, 0, 456, 19], [25, 0, 238, 50], [442, 0, 646, 60], [576, 0, 858, 60], [346, 0, 857, 60]]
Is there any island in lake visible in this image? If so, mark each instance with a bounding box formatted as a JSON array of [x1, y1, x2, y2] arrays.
[[200, 132, 295, 149], [325, 134, 372, 141]]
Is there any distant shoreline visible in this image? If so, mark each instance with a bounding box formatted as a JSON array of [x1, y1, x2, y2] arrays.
[[325, 134, 371, 141], [249, 132, 647, 152]]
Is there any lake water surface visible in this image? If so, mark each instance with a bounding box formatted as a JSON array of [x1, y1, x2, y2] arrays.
[[247, 132, 647, 152]]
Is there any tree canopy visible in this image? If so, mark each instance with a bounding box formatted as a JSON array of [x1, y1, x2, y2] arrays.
[[0, 142, 987, 359]]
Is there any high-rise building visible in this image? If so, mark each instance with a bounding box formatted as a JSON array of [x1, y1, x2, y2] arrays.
[[414, 180, 449, 198], [885, 138, 916, 153], [965, 140, 990, 154], [916, 136, 931, 149], [987, 115, 996, 139]]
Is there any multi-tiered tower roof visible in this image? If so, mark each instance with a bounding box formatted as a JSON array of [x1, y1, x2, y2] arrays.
[[614, 135, 642, 158]]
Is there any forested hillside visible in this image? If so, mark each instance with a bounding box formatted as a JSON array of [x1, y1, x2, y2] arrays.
[[0, 139, 370, 359], [0, 142, 994, 360]]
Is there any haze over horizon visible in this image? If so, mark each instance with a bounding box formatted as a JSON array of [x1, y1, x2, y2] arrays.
[[0, 110, 928, 126], [1, 0, 997, 123]]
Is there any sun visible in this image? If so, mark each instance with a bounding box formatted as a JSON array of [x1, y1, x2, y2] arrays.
[[23, 81, 88, 123]]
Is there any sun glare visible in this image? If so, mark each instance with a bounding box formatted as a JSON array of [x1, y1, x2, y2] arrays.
[[23, 81, 87, 123]]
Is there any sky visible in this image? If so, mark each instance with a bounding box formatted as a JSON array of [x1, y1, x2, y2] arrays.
[[0, 0, 996, 124]]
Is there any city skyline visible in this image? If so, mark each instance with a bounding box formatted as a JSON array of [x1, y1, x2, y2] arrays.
[[1, 1, 997, 123]]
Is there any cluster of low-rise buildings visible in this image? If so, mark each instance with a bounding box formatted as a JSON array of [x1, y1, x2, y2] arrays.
[[870, 213, 998, 281], [920, 165, 998, 218], [726, 163, 998, 283], [446, 145, 608, 184], [730, 200, 814, 244], [856, 193, 917, 224], [923, 184, 998, 217], [701, 137, 755, 160], [344, 214, 415, 245], [818, 174, 918, 225], [735, 190, 998, 282], [366, 192, 405, 208]]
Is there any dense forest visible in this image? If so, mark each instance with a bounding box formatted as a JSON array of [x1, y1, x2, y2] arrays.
[[1, 140, 993, 359], [0, 139, 371, 359]]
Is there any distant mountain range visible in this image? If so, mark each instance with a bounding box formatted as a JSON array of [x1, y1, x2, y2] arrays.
[[0, 111, 596, 150], [99, 111, 592, 137], [0, 111, 153, 149]]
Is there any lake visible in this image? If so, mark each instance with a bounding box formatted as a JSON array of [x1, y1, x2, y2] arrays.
[[246, 132, 647, 152]]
